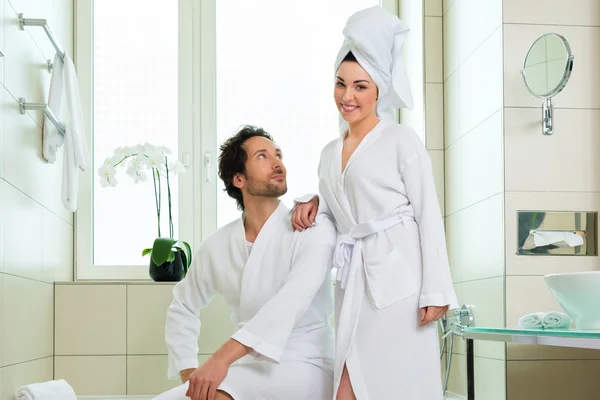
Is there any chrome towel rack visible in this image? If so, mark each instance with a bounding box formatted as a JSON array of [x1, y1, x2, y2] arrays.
[[18, 13, 65, 64], [19, 98, 65, 136]]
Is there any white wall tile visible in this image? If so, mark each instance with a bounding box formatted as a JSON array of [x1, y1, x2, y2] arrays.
[[458, 29, 503, 141], [445, 110, 503, 215], [460, 0, 502, 67], [127, 285, 174, 355], [446, 194, 504, 283], [42, 208, 73, 282], [0, 357, 53, 400], [0, 1, 5, 86], [443, 0, 460, 80], [453, 278, 506, 360], [428, 149, 445, 216], [505, 276, 563, 329], [3, 93, 72, 222], [505, 191, 600, 276], [55, 356, 126, 396], [505, 107, 600, 192], [1, 180, 43, 280], [4, 4, 49, 128], [55, 285, 126, 355], [446, 353, 466, 397], [425, 0, 442, 17], [504, 25, 600, 109], [443, 0, 456, 15], [425, 83, 444, 149], [127, 355, 182, 395], [425, 17, 443, 83], [443, 70, 460, 148], [1, 275, 53, 366], [0, 88, 5, 181], [475, 357, 506, 400], [503, 0, 600, 26], [507, 360, 600, 400]]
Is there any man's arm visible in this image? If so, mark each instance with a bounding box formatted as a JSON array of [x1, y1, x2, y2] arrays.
[[166, 244, 217, 380], [230, 216, 337, 362]]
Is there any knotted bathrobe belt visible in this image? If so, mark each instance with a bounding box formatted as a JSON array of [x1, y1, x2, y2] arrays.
[[334, 213, 409, 289]]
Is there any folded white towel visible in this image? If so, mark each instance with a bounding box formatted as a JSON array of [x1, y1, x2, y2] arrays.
[[542, 311, 572, 329], [518, 312, 546, 329], [14, 379, 77, 400]]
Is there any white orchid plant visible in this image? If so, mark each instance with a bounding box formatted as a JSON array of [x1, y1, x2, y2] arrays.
[[98, 143, 192, 274]]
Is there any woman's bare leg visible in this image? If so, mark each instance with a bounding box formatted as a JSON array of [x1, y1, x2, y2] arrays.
[[336, 364, 357, 400]]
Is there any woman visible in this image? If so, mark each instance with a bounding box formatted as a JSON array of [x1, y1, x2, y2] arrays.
[[292, 6, 458, 400]]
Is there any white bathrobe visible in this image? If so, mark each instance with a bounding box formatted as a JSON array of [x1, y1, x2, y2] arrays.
[[314, 120, 458, 399], [161, 202, 336, 400]]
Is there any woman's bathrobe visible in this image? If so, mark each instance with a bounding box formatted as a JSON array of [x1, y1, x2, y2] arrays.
[[311, 120, 458, 399]]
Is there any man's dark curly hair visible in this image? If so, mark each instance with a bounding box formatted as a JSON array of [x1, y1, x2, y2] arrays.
[[218, 125, 274, 211]]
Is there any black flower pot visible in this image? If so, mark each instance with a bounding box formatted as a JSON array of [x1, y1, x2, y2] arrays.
[[149, 250, 185, 282]]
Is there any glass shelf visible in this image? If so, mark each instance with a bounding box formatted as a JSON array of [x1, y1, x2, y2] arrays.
[[462, 327, 600, 350]]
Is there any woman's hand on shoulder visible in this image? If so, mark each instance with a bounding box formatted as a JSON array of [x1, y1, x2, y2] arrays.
[[292, 196, 319, 232]]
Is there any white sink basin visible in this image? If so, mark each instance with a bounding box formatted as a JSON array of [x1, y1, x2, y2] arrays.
[[544, 271, 600, 330]]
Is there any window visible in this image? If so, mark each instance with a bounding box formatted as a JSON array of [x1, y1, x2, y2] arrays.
[[76, 1, 193, 279], [76, 0, 398, 279]]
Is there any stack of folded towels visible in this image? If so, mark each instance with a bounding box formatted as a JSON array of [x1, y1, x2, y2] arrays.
[[13, 378, 77, 400], [518, 311, 573, 329]]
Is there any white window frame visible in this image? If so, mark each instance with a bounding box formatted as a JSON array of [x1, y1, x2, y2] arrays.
[[75, 0, 401, 280], [75, 0, 195, 280]]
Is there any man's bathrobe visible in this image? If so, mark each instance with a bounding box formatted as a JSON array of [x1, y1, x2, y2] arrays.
[[159, 202, 337, 400]]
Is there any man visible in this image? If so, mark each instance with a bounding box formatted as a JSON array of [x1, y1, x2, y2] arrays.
[[154, 126, 336, 400]]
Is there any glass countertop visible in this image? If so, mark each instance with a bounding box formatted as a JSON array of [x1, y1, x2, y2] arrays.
[[461, 327, 600, 350], [464, 327, 600, 338]]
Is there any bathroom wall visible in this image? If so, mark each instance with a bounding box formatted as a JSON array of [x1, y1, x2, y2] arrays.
[[53, 283, 233, 396], [502, 1, 600, 398], [442, 0, 506, 398], [0, 0, 74, 399]]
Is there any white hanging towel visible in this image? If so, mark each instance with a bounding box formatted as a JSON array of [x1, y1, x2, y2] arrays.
[[43, 53, 91, 212]]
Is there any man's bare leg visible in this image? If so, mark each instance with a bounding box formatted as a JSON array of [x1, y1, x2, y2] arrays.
[[215, 390, 234, 400], [336, 364, 357, 400]]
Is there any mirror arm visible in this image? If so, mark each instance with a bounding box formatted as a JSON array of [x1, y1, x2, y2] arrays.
[[543, 97, 553, 136]]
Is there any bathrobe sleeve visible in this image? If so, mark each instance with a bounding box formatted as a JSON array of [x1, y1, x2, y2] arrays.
[[401, 150, 459, 310], [231, 216, 336, 363], [165, 245, 217, 379]]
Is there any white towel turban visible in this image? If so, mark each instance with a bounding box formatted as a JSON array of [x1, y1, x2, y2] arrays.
[[334, 6, 414, 133]]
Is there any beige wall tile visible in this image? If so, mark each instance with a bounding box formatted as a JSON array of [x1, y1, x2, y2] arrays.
[[425, 17, 443, 83], [505, 192, 600, 276], [1, 275, 53, 366], [0, 357, 53, 400], [127, 285, 174, 355], [505, 108, 600, 192], [425, 0, 442, 17], [446, 352, 466, 397], [428, 149, 445, 216], [445, 110, 503, 215], [505, 276, 563, 329], [0, 275, 3, 365], [446, 194, 504, 283], [504, 24, 600, 109], [127, 355, 181, 395], [508, 343, 600, 361], [55, 285, 126, 355], [503, 0, 600, 26], [55, 356, 126, 396], [507, 360, 600, 400], [425, 83, 444, 150]]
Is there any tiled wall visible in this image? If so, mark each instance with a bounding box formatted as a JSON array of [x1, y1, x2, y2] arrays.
[[0, 0, 74, 399], [502, 1, 600, 398], [54, 283, 233, 396], [442, 0, 506, 398]]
